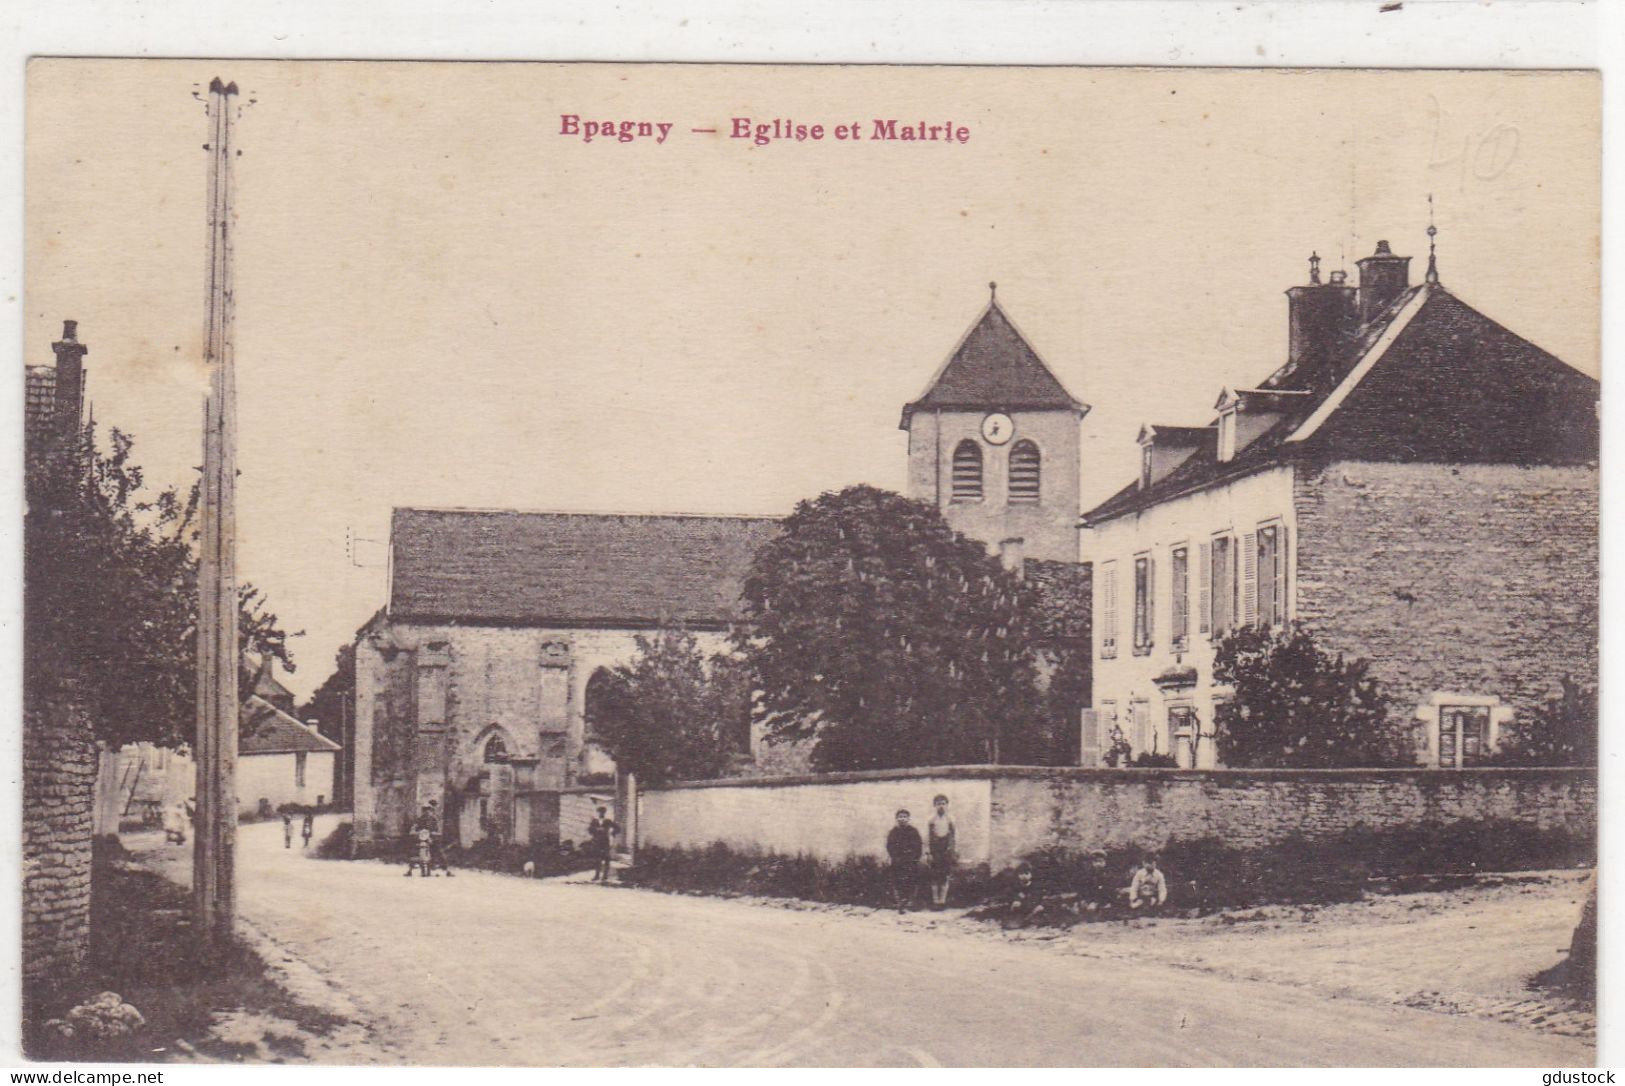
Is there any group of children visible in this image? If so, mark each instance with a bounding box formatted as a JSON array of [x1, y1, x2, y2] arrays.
[[883, 795, 1172, 924], [883, 795, 959, 913], [280, 810, 315, 850]]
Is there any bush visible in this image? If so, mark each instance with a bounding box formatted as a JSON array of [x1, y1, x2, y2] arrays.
[[1213, 624, 1406, 767], [1015, 820, 1594, 918], [625, 843, 993, 907], [312, 821, 353, 859], [1492, 678, 1597, 767]]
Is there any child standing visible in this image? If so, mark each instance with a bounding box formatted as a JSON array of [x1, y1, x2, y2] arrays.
[[885, 809, 923, 914], [926, 794, 956, 909]]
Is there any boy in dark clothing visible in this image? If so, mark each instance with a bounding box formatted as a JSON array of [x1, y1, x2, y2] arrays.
[[1003, 863, 1046, 929], [885, 809, 923, 914], [588, 807, 618, 882], [1075, 849, 1115, 914]]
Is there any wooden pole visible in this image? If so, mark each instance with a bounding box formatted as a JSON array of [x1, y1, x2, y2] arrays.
[[195, 76, 239, 951]]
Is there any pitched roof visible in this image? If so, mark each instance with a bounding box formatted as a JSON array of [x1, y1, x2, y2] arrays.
[[1083, 283, 1599, 526], [240, 695, 341, 755], [900, 299, 1086, 428], [389, 508, 782, 627]]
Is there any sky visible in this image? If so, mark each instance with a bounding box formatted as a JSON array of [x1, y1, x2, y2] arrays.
[[25, 61, 1600, 699]]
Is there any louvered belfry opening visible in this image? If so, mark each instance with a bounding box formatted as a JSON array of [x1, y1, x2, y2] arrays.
[[1009, 440, 1041, 503], [951, 439, 983, 501]]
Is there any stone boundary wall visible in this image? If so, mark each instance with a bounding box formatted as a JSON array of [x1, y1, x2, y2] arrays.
[[23, 691, 97, 985], [638, 765, 1595, 871]]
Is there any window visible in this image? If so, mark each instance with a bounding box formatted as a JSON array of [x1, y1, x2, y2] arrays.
[[484, 733, 510, 764], [1100, 562, 1118, 658], [1170, 546, 1189, 648], [1210, 535, 1235, 637], [1008, 440, 1041, 503], [1256, 524, 1288, 627], [1132, 553, 1155, 654], [1439, 705, 1491, 768], [294, 751, 307, 788], [951, 440, 983, 501], [1130, 700, 1151, 753], [1140, 444, 1153, 490], [1217, 410, 1237, 462]]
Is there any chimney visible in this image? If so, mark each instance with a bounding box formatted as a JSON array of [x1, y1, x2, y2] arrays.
[[1284, 254, 1358, 390], [998, 537, 1026, 578], [304, 719, 323, 735], [1355, 240, 1411, 324], [51, 319, 87, 436]]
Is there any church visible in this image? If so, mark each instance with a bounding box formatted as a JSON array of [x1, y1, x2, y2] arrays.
[[349, 288, 1091, 853], [349, 225, 1598, 853]]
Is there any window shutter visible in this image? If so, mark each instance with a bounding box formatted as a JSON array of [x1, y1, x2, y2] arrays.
[[1133, 702, 1150, 753], [1101, 564, 1117, 656], [1171, 549, 1188, 642], [1277, 525, 1290, 625], [951, 440, 983, 500], [1145, 555, 1156, 647], [1008, 440, 1041, 503], [1198, 541, 1211, 635], [1080, 709, 1101, 766], [1242, 530, 1258, 628]]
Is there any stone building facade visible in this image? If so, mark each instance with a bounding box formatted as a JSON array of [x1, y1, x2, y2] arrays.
[[352, 509, 778, 851], [1081, 242, 1599, 768]]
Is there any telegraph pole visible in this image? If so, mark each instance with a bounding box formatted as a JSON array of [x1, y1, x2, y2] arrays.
[[195, 76, 240, 952]]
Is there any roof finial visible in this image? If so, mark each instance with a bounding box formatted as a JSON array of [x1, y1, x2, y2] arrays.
[[1308, 251, 1321, 285], [989, 280, 997, 302], [1425, 193, 1439, 285]]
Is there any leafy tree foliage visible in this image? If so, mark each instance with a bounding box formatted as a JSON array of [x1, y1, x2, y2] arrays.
[[1491, 678, 1597, 767], [297, 642, 355, 747], [25, 422, 297, 750], [736, 485, 1052, 771], [584, 627, 749, 786], [1212, 623, 1403, 768]]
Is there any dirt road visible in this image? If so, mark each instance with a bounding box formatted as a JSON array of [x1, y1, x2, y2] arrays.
[[129, 818, 1594, 1067]]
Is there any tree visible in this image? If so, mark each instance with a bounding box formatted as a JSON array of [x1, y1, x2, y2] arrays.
[[1491, 678, 1597, 766], [25, 421, 297, 750], [585, 627, 749, 786], [1212, 623, 1402, 768], [298, 643, 356, 747], [737, 485, 1049, 771]]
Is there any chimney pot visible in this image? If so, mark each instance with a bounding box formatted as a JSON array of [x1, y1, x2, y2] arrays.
[[998, 537, 1026, 578], [61, 319, 77, 342], [1329, 270, 1347, 285], [1373, 240, 1392, 256]]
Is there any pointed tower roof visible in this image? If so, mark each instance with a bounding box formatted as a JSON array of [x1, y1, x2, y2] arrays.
[[899, 288, 1086, 429]]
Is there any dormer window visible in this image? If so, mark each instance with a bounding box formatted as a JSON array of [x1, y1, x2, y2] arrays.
[[1217, 409, 1237, 462], [1140, 443, 1153, 489]]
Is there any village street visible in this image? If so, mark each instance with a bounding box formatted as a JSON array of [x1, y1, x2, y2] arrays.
[[128, 818, 1592, 1067]]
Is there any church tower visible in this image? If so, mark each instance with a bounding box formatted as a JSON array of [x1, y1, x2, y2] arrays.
[[900, 286, 1088, 562]]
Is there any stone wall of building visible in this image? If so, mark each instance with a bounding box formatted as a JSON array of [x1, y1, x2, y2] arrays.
[[23, 688, 97, 985], [1293, 461, 1598, 727], [638, 765, 1594, 871]]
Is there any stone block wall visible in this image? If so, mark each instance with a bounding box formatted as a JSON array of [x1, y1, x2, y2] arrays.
[[639, 765, 1594, 872], [640, 768, 996, 865], [1293, 461, 1598, 723], [23, 690, 97, 984], [985, 766, 1596, 864]]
